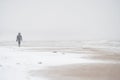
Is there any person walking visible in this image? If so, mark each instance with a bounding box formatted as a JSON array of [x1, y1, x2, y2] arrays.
[[16, 33, 23, 47]]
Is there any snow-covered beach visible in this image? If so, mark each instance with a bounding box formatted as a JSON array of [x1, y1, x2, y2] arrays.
[[0, 41, 120, 80]]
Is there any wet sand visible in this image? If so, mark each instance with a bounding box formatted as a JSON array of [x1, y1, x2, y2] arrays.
[[82, 48, 120, 61], [30, 63, 120, 80], [29, 48, 120, 80]]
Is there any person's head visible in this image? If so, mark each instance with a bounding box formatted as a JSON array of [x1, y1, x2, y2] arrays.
[[18, 32, 21, 35]]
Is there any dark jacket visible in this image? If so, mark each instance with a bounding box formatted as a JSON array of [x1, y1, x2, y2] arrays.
[[16, 34, 22, 42]]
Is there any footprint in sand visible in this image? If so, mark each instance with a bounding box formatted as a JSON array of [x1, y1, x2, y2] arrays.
[[38, 62, 42, 64], [0, 64, 2, 67]]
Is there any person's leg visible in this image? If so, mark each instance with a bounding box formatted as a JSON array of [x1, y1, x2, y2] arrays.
[[18, 41, 21, 47]]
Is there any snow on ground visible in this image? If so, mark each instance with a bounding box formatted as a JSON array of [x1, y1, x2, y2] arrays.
[[0, 42, 120, 80]]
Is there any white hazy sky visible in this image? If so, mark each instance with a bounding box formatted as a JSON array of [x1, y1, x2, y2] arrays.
[[0, 0, 120, 41]]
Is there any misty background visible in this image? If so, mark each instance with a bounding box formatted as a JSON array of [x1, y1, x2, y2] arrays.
[[0, 0, 120, 41]]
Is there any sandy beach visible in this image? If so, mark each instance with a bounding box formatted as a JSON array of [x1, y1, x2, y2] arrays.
[[0, 41, 120, 80], [1, 0, 120, 79], [29, 47, 120, 80], [30, 63, 120, 80]]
